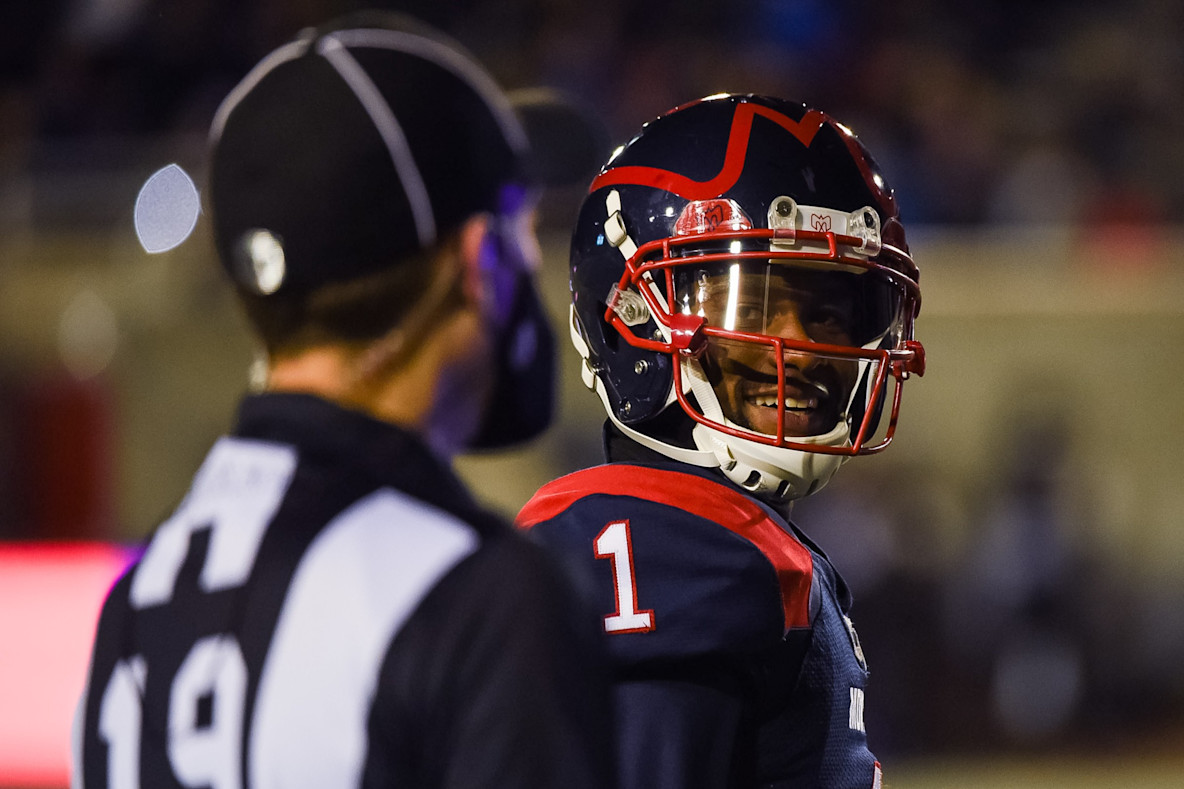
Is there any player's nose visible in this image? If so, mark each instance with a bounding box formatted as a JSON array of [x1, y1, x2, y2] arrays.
[[766, 304, 828, 373], [766, 304, 810, 342]]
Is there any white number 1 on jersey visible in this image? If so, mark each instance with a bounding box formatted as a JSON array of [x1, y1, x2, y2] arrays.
[[594, 520, 655, 634]]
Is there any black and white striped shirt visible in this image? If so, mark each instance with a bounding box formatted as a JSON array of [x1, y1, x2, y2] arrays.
[[73, 393, 614, 789]]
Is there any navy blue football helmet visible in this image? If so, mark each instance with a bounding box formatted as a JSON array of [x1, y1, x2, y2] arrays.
[[569, 94, 924, 500]]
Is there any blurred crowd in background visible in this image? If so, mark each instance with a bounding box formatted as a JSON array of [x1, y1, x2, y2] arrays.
[[2, 0, 1182, 230], [2, 0, 1183, 769]]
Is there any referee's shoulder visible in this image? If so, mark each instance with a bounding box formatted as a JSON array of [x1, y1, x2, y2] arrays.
[[443, 506, 583, 602], [462, 507, 564, 572]]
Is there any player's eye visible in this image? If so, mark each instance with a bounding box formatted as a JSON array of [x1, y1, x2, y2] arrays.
[[801, 303, 854, 342], [731, 302, 765, 330]]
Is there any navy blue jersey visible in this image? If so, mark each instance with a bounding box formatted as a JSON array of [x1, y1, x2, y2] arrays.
[[518, 460, 880, 789], [73, 393, 614, 789]]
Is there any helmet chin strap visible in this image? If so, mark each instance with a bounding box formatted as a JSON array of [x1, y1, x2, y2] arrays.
[[690, 420, 849, 500]]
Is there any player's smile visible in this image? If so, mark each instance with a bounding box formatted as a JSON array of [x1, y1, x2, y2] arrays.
[[738, 376, 834, 437], [727, 363, 844, 437]]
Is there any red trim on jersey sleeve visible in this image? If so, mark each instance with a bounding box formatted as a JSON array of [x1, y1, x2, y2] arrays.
[[517, 465, 812, 630]]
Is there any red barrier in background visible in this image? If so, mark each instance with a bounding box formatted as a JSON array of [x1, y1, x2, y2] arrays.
[[0, 542, 136, 788], [17, 373, 116, 541]]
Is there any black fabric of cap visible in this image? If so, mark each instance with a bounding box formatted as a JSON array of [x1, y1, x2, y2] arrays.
[[507, 87, 610, 190], [208, 14, 603, 295]]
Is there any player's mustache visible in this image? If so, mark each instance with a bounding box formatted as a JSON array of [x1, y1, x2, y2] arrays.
[[715, 358, 777, 384], [713, 356, 841, 400]]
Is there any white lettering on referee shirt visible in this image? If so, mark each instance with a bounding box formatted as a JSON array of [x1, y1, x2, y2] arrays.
[[131, 438, 297, 608], [249, 488, 478, 789]]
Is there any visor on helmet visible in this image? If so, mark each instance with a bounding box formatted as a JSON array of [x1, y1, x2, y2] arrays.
[[660, 257, 908, 452], [672, 259, 906, 350]]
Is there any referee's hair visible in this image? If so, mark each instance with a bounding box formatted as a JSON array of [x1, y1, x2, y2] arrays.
[[232, 240, 453, 358]]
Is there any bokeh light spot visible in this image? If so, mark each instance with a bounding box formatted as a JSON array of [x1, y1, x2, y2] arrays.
[[134, 163, 200, 254]]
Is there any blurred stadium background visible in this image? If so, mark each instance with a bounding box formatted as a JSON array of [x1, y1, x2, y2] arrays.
[[1, 0, 1182, 786]]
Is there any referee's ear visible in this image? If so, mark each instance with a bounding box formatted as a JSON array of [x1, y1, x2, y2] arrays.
[[457, 212, 493, 311]]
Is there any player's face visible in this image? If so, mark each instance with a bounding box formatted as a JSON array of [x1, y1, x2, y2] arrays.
[[683, 263, 861, 438]]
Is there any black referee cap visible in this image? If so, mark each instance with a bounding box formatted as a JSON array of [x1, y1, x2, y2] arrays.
[[209, 12, 603, 296]]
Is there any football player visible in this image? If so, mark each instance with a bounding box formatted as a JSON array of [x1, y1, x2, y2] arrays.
[[518, 93, 925, 788]]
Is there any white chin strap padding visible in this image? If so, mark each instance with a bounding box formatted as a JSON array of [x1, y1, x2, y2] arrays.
[[693, 421, 849, 500]]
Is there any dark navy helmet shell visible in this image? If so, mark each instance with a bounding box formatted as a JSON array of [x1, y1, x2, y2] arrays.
[[568, 94, 924, 500]]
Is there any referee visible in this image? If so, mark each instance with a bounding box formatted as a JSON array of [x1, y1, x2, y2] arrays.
[[72, 12, 613, 789]]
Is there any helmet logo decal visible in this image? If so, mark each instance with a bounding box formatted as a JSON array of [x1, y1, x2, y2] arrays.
[[674, 199, 753, 236], [809, 213, 833, 233], [590, 103, 827, 200]]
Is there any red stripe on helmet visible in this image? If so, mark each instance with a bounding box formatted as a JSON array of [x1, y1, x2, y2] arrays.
[[590, 102, 827, 200]]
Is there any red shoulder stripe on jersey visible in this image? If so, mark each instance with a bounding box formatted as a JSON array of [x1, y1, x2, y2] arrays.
[[517, 465, 812, 630], [589, 103, 826, 200]]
